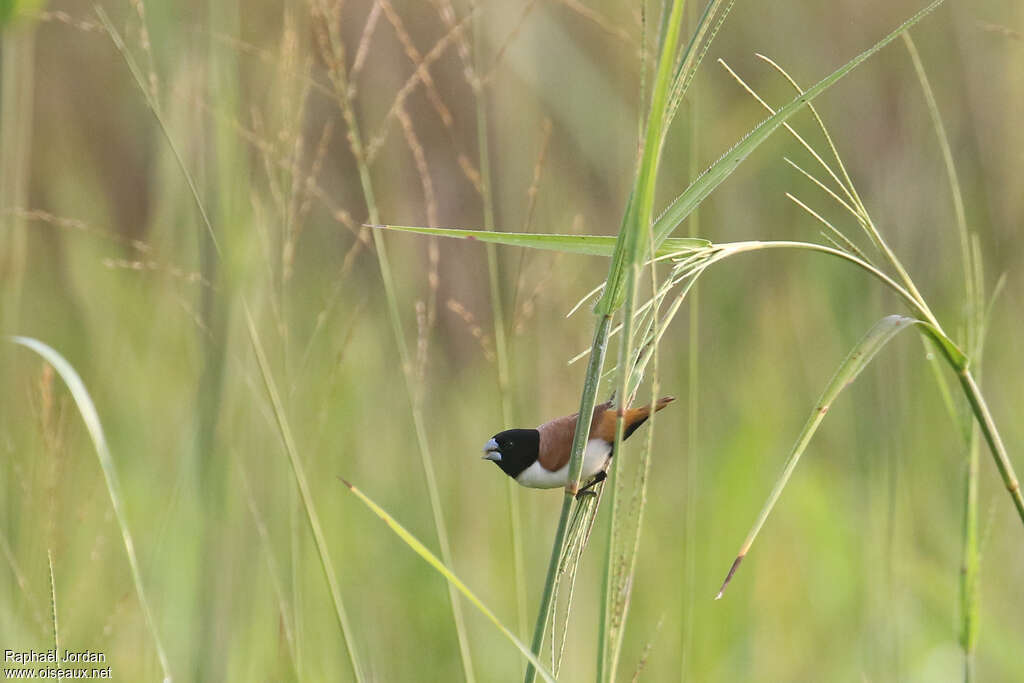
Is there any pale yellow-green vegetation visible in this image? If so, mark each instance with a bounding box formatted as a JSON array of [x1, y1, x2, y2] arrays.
[[1, 1, 1023, 681]]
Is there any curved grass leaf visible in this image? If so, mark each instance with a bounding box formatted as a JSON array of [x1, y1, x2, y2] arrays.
[[339, 478, 557, 683], [652, 0, 945, 246], [9, 336, 173, 682], [714, 315, 957, 598], [371, 224, 709, 258]]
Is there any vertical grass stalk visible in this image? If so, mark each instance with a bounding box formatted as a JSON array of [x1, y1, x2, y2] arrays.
[[47, 549, 59, 655], [97, 9, 363, 677], [0, 17, 35, 332], [471, 10, 528, 642], [529, 2, 688, 681], [596, 261, 640, 683], [313, 9, 476, 679], [245, 309, 363, 680], [524, 314, 612, 683], [903, 32, 982, 680], [681, 17, 701, 668]]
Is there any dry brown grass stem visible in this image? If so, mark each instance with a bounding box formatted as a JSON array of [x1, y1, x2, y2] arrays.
[[379, 0, 454, 126], [977, 20, 1023, 41], [128, 0, 159, 102], [522, 118, 553, 231], [211, 31, 337, 101], [396, 107, 439, 227], [447, 299, 496, 361], [7, 209, 151, 252], [365, 8, 472, 165], [512, 209, 572, 335], [294, 120, 336, 238], [395, 100, 440, 355], [351, 1, 383, 81], [171, 292, 215, 341], [510, 118, 554, 313], [427, 0, 474, 79], [34, 365, 66, 551], [187, 91, 362, 239], [284, 118, 335, 282], [251, 108, 289, 225], [34, 10, 101, 32], [102, 257, 214, 289]]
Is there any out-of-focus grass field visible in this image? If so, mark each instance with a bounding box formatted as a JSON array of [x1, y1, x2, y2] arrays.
[[1, 0, 1023, 680]]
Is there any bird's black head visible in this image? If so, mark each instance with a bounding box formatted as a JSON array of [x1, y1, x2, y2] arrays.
[[482, 428, 540, 479]]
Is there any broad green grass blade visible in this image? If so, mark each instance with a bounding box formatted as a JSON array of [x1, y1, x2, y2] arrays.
[[10, 336, 173, 682], [714, 315, 946, 599], [340, 479, 557, 683], [652, 0, 945, 246], [373, 224, 709, 258]]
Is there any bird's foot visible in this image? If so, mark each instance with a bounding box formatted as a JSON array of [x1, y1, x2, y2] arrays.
[[574, 471, 607, 499]]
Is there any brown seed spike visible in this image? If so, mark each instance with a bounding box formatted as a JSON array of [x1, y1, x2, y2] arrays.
[[715, 554, 746, 600], [337, 476, 354, 490]]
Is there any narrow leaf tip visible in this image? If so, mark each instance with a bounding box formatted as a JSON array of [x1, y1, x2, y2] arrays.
[[716, 555, 745, 600]]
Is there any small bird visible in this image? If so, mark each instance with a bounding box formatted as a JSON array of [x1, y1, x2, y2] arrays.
[[483, 396, 674, 495]]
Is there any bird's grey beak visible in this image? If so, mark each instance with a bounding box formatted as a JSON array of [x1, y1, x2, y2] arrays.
[[482, 438, 501, 462]]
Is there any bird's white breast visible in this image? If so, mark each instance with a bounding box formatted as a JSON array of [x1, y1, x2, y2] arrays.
[[515, 439, 612, 489]]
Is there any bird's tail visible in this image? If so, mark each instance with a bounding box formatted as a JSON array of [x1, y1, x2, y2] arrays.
[[621, 395, 675, 440]]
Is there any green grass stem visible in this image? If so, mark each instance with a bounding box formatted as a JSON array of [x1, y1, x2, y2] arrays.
[[713, 316, 932, 597], [0, 18, 35, 332], [652, 0, 945, 249], [471, 12, 528, 642], [47, 549, 58, 655], [524, 313, 612, 683], [338, 479, 557, 683], [96, 10, 363, 677], [903, 32, 982, 681], [681, 10, 701, 668], [244, 309, 363, 680], [316, 9, 476, 679]]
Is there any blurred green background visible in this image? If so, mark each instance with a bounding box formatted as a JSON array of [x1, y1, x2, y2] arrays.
[[1, 0, 1022, 680]]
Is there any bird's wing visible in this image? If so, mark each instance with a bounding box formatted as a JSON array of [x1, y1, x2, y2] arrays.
[[535, 397, 674, 472], [536, 401, 613, 472]]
